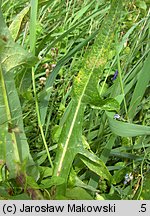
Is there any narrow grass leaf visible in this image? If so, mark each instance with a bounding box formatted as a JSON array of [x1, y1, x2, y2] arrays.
[[128, 52, 150, 119], [100, 135, 116, 164], [70, 1, 95, 26], [36, 6, 108, 54]]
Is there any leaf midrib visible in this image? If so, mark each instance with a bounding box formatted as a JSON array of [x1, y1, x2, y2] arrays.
[[56, 1, 120, 176]]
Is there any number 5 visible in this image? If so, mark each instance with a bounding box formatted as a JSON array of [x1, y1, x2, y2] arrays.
[[141, 204, 146, 212]]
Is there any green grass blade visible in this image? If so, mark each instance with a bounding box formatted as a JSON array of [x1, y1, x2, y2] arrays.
[[100, 135, 116, 164], [70, 0, 95, 26], [128, 52, 150, 120], [30, 0, 38, 55], [36, 6, 108, 55], [29, 0, 53, 168]]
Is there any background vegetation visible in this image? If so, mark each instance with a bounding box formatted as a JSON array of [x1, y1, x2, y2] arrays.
[[0, 0, 150, 200]]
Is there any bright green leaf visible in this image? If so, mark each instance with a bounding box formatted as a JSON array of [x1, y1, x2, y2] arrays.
[[9, 5, 30, 41]]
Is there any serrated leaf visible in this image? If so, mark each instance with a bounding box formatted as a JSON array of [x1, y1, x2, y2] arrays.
[[53, 0, 123, 196], [0, 5, 37, 178], [53, 100, 84, 177]]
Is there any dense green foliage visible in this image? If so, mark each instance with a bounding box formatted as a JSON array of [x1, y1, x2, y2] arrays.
[[0, 0, 150, 200]]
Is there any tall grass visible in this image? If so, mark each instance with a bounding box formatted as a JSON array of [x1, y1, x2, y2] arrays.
[[29, 0, 53, 168]]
